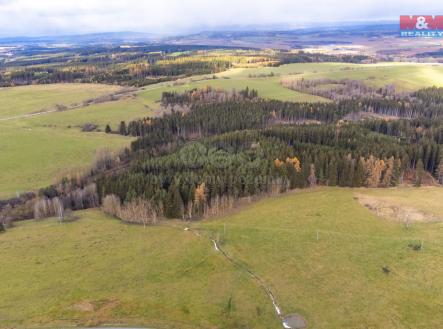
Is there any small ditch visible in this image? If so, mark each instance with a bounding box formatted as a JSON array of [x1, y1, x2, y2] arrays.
[[186, 227, 307, 329]]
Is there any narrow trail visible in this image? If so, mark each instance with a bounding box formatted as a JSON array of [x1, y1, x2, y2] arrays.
[[183, 227, 303, 329], [0, 88, 138, 122], [0, 109, 60, 121]]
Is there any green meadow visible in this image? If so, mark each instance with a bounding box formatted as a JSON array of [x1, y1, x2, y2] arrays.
[[0, 83, 121, 119], [0, 209, 277, 329], [1, 188, 442, 328], [137, 62, 443, 106], [276, 62, 443, 91], [0, 124, 129, 198], [0, 84, 147, 198], [198, 188, 443, 328]]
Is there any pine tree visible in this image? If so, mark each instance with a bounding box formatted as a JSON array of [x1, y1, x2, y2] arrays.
[[353, 157, 366, 187], [165, 183, 183, 218], [328, 158, 337, 186], [119, 121, 127, 136]]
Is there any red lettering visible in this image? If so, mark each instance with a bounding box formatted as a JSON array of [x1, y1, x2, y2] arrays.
[[400, 16, 417, 30], [400, 15, 443, 30], [429, 16, 443, 29]]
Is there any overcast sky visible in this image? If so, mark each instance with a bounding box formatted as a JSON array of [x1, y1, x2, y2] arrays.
[[0, 0, 442, 37]]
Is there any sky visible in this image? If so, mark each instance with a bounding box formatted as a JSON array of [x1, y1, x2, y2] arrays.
[[0, 0, 442, 37]]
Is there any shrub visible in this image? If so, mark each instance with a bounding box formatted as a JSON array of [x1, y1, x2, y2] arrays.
[[81, 123, 98, 132], [408, 241, 422, 251], [102, 194, 160, 226], [382, 266, 391, 274], [102, 194, 121, 218]]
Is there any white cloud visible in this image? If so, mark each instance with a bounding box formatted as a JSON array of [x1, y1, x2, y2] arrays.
[[0, 0, 441, 36]]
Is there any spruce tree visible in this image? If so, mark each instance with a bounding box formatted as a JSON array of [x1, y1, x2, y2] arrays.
[[328, 159, 338, 186], [353, 158, 365, 187], [165, 183, 183, 218], [119, 121, 127, 136]]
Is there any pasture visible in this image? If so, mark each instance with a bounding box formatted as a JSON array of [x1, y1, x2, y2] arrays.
[[1, 188, 442, 328], [137, 62, 443, 106], [0, 84, 145, 198], [0, 84, 121, 120]]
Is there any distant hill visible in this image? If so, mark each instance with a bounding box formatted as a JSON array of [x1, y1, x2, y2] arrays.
[[0, 31, 159, 46], [165, 22, 399, 49]]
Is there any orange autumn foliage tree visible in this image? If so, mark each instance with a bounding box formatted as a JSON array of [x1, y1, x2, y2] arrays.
[[194, 183, 206, 205], [286, 157, 301, 172], [274, 157, 301, 172]]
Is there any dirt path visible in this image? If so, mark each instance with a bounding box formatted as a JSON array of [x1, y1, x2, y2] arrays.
[[0, 88, 138, 122], [0, 108, 61, 121], [183, 227, 306, 329]]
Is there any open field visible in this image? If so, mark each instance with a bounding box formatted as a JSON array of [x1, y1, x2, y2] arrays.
[[0, 84, 148, 198], [145, 76, 327, 103], [196, 187, 443, 328], [22, 97, 153, 131], [0, 210, 277, 329], [0, 125, 129, 198], [0, 84, 122, 120], [273, 62, 443, 92], [137, 62, 443, 106], [1, 188, 443, 328], [356, 187, 443, 221]]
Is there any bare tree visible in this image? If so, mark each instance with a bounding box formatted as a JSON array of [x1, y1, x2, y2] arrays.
[[52, 197, 64, 224], [102, 194, 160, 226]]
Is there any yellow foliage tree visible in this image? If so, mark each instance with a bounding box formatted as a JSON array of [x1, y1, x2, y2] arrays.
[[285, 157, 301, 172], [194, 183, 206, 205]]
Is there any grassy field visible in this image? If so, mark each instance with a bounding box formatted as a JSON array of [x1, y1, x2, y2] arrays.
[[0, 84, 121, 119], [23, 97, 153, 131], [357, 187, 443, 219], [0, 125, 129, 198], [197, 188, 443, 328], [141, 76, 327, 103], [274, 62, 443, 91], [1, 188, 442, 328], [136, 62, 443, 106], [0, 210, 277, 329], [0, 84, 146, 198]]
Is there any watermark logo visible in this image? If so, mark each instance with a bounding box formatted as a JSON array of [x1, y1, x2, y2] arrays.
[[400, 15, 443, 37]]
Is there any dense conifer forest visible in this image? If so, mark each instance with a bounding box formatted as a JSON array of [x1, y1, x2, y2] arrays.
[[91, 86, 443, 221]]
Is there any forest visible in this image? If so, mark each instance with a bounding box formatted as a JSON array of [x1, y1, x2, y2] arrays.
[[9, 85, 435, 224], [0, 47, 371, 87]]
